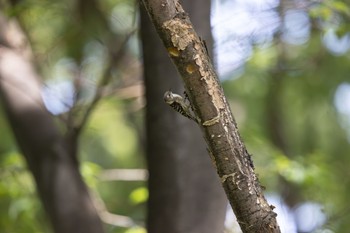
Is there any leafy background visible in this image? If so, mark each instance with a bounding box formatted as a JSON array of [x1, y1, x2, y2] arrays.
[[1, 0, 350, 232]]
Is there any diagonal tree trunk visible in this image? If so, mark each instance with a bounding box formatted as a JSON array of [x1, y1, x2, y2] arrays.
[[140, 0, 227, 233], [0, 13, 104, 233], [140, 0, 281, 232]]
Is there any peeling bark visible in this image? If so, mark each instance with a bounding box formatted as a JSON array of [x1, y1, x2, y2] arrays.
[[140, 0, 281, 232], [141, 1, 227, 232]]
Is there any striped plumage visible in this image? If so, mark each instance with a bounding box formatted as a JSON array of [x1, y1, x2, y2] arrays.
[[164, 91, 197, 122]]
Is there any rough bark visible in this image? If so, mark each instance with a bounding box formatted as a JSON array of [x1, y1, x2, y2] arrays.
[[141, 0, 227, 232], [0, 13, 104, 233], [140, 0, 281, 232]]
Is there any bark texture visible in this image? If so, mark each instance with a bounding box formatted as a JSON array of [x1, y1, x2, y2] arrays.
[[141, 0, 281, 232], [141, 1, 227, 233], [0, 13, 104, 233]]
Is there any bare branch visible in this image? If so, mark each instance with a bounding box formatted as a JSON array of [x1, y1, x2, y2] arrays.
[[99, 169, 148, 181], [91, 190, 144, 228], [74, 30, 137, 136], [140, 0, 281, 232]]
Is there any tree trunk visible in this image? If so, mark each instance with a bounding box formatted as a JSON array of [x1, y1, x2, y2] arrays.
[[140, 0, 281, 232], [140, 0, 227, 232], [0, 13, 104, 233]]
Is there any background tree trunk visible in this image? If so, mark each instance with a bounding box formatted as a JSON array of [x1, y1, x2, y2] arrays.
[[0, 13, 104, 233], [140, 0, 280, 232], [140, 1, 227, 232]]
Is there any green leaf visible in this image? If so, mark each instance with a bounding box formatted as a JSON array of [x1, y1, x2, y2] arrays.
[[335, 24, 350, 37], [9, 198, 33, 219], [309, 5, 332, 21], [125, 227, 146, 233], [332, 1, 350, 15], [81, 161, 101, 188], [129, 187, 148, 204]]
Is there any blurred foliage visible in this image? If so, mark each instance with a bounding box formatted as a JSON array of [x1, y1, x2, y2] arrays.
[[124, 227, 146, 233], [221, 1, 350, 231], [0, 150, 49, 232], [1, 0, 146, 232], [1, 0, 350, 232], [129, 187, 148, 205]]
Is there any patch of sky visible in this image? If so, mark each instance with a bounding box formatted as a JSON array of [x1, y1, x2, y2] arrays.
[[334, 82, 350, 141], [294, 202, 327, 232], [212, 0, 350, 79], [268, 194, 297, 233], [335, 83, 350, 116], [42, 81, 74, 115], [42, 41, 108, 115], [224, 194, 298, 233], [323, 30, 350, 56], [211, 0, 280, 78], [41, 58, 76, 115], [281, 9, 311, 45], [224, 194, 328, 233]]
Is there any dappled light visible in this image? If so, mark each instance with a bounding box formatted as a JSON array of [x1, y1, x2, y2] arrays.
[[1, 0, 350, 232]]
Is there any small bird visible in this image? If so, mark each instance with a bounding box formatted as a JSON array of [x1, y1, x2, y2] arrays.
[[163, 91, 198, 123]]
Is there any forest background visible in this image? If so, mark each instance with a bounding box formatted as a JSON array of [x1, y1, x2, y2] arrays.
[[1, 0, 350, 232]]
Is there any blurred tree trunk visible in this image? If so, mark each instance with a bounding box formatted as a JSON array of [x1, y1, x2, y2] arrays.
[[265, 0, 303, 208], [0, 13, 104, 233], [140, 0, 280, 232], [140, 1, 227, 233]]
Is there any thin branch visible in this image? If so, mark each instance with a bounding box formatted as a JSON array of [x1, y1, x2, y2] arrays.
[[74, 30, 137, 136], [99, 169, 148, 181], [91, 190, 144, 228]]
